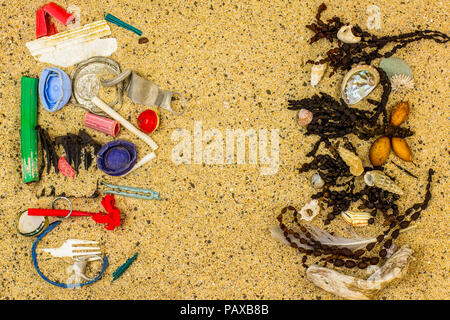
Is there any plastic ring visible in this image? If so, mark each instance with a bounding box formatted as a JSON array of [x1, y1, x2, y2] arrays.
[[51, 197, 73, 219]]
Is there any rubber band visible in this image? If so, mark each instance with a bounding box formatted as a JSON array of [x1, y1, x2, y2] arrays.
[[31, 221, 108, 288]]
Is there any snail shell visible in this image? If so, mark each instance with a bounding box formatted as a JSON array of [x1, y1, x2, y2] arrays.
[[310, 61, 327, 87], [297, 109, 313, 126], [311, 173, 325, 189], [338, 146, 364, 176], [364, 170, 404, 195], [337, 25, 361, 44], [342, 211, 371, 227]]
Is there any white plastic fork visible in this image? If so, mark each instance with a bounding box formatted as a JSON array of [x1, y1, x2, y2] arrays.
[[40, 239, 101, 258]]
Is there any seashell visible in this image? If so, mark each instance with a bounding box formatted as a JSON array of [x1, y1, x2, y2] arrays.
[[297, 109, 313, 126], [337, 25, 361, 44], [338, 146, 364, 176], [369, 136, 391, 166], [391, 137, 413, 162], [306, 245, 413, 300], [342, 211, 371, 227], [310, 60, 327, 87], [299, 199, 320, 221], [342, 65, 380, 105], [379, 57, 413, 79], [364, 170, 404, 195], [390, 74, 414, 93], [311, 173, 325, 189]]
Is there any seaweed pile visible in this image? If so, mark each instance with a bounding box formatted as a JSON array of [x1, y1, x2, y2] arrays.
[[276, 3, 448, 271]]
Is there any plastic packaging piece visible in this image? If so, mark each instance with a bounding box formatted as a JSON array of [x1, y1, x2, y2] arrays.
[[91, 96, 158, 150], [97, 140, 137, 176], [84, 113, 120, 137], [105, 13, 142, 36], [21, 77, 39, 183], [137, 109, 159, 133], [26, 20, 116, 67], [58, 156, 76, 178], [39, 67, 71, 112], [42, 2, 75, 25], [121, 152, 156, 176], [32, 221, 109, 289], [16, 210, 48, 237], [91, 194, 121, 231], [101, 70, 187, 116]]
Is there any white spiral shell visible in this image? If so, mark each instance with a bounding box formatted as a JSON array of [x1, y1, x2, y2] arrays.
[[364, 170, 404, 195]]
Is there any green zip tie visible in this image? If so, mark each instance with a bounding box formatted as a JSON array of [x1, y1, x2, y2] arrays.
[[112, 253, 138, 282], [21, 77, 39, 183], [105, 13, 143, 36]]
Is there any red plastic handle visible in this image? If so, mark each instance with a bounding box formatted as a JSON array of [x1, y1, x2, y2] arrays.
[[27, 208, 97, 217]]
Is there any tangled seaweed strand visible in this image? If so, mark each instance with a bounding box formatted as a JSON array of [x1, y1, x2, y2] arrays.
[[306, 3, 450, 76], [277, 169, 434, 269]]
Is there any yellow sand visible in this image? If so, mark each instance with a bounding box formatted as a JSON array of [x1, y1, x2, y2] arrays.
[[0, 0, 448, 300]]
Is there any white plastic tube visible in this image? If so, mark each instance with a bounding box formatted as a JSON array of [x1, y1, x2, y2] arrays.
[[91, 96, 158, 150]]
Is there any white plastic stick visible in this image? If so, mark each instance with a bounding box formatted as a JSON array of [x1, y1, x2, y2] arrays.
[[122, 152, 156, 176], [91, 96, 158, 150]]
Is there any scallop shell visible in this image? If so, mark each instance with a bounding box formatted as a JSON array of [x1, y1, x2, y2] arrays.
[[337, 25, 361, 44], [341, 65, 380, 105], [390, 74, 414, 93], [338, 146, 364, 176], [342, 211, 371, 227], [299, 199, 320, 221], [310, 61, 327, 87], [364, 170, 404, 195]]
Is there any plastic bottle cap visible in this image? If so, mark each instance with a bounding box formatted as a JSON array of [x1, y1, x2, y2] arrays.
[[39, 67, 71, 112], [97, 140, 137, 176], [137, 109, 159, 133]]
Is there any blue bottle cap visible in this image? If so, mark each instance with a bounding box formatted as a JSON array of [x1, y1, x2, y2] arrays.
[[39, 67, 72, 112], [97, 140, 137, 176]]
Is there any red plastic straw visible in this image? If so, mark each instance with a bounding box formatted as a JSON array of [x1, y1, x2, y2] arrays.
[[28, 208, 97, 217]]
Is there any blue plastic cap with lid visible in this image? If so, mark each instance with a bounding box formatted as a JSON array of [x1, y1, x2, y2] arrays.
[[97, 140, 137, 176]]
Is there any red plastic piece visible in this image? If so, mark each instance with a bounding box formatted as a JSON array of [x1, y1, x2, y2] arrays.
[[91, 195, 121, 231], [47, 22, 58, 36], [137, 109, 159, 133], [36, 7, 49, 38], [57, 156, 76, 178], [28, 208, 96, 217], [42, 2, 75, 25]]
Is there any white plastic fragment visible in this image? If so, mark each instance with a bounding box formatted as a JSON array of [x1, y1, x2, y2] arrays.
[[41, 239, 101, 258], [25, 20, 117, 67]]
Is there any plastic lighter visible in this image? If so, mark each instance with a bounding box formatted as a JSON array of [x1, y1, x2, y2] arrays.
[[21, 77, 39, 183]]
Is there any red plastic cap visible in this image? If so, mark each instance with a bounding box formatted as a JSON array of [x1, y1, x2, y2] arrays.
[[42, 2, 75, 25], [137, 109, 159, 133]]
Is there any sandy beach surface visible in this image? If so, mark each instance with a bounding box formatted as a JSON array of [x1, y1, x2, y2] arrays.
[[0, 0, 448, 300]]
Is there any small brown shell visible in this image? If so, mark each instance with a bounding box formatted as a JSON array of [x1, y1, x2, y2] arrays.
[[390, 101, 410, 126], [369, 136, 391, 166], [391, 137, 413, 162], [338, 146, 364, 176], [297, 109, 313, 126]]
